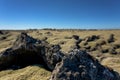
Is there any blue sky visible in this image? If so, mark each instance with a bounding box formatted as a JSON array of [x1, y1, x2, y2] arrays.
[[0, 0, 120, 29]]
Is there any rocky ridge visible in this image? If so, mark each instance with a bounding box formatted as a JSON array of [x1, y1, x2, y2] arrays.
[[50, 49, 120, 80], [0, 32, 64, 71], [0, 32, 119, 80]]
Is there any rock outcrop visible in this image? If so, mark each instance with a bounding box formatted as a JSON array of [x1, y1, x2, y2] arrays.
[[0, 30, 8, 35], [0, 32, 64, 71], [0, 33, 119, 80], [107, 34, 115, 43], [85, 35, 100, 42], [72, 35, 82, 49], [50, 49, 120, 80], [0, 36, 6, 40], [0, 31, 3, 34]]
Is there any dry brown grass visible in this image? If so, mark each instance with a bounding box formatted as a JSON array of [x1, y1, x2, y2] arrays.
[[0, 65, 51, 80], [101, 56, 120, 73], [0, 30, 120, 79]]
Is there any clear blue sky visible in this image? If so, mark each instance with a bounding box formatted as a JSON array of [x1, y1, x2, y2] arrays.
[[0, 0, 120, 29]]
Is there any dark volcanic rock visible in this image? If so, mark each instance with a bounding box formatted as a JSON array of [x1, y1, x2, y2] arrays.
[[0, 30, 8, 35], [0, 32, 120, 80], [72, 35, 79, 40], [85, 35, 100, 42], [0, 32, 64, 71], [43, 44, 64, 70], [74, 40, 81, 49], [109, 48, 117, 54], [50, 49, 120, 80], [72, 35, 82, 49], [0, 31, 3, 34], [0, 36, 6, 40], [107, 34, 115, 43], [45, 32, 53, 36]]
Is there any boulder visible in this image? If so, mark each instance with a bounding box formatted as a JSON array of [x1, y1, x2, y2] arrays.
[[0, 30, 8, 35], [0, 31, 3, 34], [85, 35, 100, 42], [0, 32, 119, 80], [50, 49, 120, 80], [0, 32, 64, 71], [109, 48, 117, 54], [72, 35, 79, 40], [72, 35, 82, 49], [45, 32, 53, 36], [74, 40, 81, 49], [0, 36, 6, 40], [107, 34, 115, 43]]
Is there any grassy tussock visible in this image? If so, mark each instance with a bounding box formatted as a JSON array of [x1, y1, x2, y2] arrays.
[[0, 30, 120, 79], [0, 65, 51, 80]]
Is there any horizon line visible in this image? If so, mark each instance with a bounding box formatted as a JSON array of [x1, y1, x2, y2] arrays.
[[0, 28, 120, 31]]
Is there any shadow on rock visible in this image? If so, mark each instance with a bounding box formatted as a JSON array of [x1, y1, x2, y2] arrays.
[[0, 32, 64, 71], [0, 32, 119, 80], [50, 49, 120, 80]]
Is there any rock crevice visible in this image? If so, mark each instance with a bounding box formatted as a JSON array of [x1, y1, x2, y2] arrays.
[[50, 49, 120, 80], [0, 33, 119, 80], [0, 32, 64, 71]]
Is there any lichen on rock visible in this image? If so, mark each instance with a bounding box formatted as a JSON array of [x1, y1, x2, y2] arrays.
[[50, 49, 120, 80]]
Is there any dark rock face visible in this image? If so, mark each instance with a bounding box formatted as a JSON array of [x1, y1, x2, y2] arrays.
[[0, 32, 64, 71], [109, 48, 117, 54], [50, 49, 120, 80], [43, 44, 64, 70], [0, 36, 6, 40], [0, 31, 3, 34], [0, 33, 119, 80], [0, 30, 8, 35], [72, 35, 79, 40], [85, 35, 100, 42], [45, 32, 53, 36], [72, 35, 82, 49], [107, 34, 115, 43]]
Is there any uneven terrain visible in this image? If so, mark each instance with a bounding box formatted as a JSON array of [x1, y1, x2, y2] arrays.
[[0, 29, 120, 80]]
